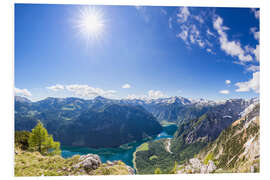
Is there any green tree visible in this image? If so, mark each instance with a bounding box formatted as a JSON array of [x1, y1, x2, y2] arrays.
[[28, 121, 61, 155], [15, 131, 31, 150], [154, 168, 162, 174]]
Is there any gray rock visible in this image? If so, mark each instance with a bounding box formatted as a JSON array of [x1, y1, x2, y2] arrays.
[[126, 165, 135, 175], [206, 160, 216, 173], [73, 154, 102, 171], [106, 160, 114, 166], [250, 165, 254, 173]]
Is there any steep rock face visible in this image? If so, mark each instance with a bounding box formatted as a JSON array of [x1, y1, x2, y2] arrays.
[[178, 103, 260, 173], [174, 98, 258, 144], [170, 98, 258, 163]]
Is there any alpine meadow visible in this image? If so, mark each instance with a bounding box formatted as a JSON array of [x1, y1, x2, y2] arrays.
[[14, 4, 260, 176]]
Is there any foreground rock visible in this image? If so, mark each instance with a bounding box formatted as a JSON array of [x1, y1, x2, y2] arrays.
[[177, 158, 216, 174], [73, 154, 102, 171], [15, 150, 135, 176]]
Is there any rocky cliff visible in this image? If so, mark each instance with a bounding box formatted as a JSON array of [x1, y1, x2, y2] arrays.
[[177, 103, 260, 173]]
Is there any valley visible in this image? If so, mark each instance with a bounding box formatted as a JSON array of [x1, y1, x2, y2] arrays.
[[61, 123, 178, 168], [14, 95, 260, 174]]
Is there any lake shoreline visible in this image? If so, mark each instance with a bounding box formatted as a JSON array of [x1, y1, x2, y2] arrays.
[[61, 124, 178, 170]]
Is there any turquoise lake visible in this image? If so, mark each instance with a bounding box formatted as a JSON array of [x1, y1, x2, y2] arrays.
[[61, 124, 178, 168]]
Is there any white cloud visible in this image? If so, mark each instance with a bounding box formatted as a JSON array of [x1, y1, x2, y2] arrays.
[[206, 48, 215, 54], [247, 65, 260, 72], [253, 45, 260, 61], [193, 15, 204, 24], [177, 29, 188, 41], [197, 39, 205, 48], [189, 25, 205, 47], [225, 80, 231, 84], [175, 9, 213, 51], [177, 7, 190, 23], [47, 84, 65, 91], [251, 8, 260, 19], [15, 87, 32, 97], [235, 71, 260, 93], [161, 8, 167, 15], [213, 16, 252, 62], [148, 90, 167, 99], [219, 90, 230, 94], [206, 29, 215, 37], [250, 27, 260, 41], [122, 84, 131, 89], [65, 84, 116, 98], [177, 22, 206, 48], [126, 94, 145, 100], [134, 6, 150, 23], [168, 17, 173, 29], [245, 44, 259, 62], [126, 90, 168, 100]]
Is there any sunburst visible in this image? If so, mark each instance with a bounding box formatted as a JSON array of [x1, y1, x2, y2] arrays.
[[74, 6, 105, 43]]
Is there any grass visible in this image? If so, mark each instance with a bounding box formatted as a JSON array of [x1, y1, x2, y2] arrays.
[[149, 155, 158, 160], [90, 161, 130, 175], [15, 148, 131, 176], [160, 121, 177, 126], [15, 149, 81, 176], [193, 113, 207, 127], [137, 143, 149, 151], [203, 152, 214, 165]]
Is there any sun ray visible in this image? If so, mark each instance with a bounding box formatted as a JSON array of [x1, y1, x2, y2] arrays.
[[74, 6, 105, 44]]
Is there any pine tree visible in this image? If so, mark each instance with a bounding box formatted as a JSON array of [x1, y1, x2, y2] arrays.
[[28, 121, 61, 155]]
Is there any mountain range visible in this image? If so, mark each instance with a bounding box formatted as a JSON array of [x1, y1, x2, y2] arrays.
[[15, 95, 259, 173], [177, 102, 260, 173]]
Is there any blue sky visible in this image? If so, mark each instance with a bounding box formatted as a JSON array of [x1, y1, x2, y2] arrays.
[[15, 4, 260, 101]]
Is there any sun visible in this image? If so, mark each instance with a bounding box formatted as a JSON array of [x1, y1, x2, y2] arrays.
[[75, 7, 105, 42]]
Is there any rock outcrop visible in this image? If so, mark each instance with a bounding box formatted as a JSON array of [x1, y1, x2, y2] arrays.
[[177, 158, 216, 174], [177, 103, 260, 173], [73, 154, 102, 171]]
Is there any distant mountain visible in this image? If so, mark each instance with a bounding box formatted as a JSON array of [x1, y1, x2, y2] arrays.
[[57, 104, 162, 148], [15, 95, 259, 149], [174, 98, 258, 144], [15, 96, 162, 148], [177, 103, 260, 173]]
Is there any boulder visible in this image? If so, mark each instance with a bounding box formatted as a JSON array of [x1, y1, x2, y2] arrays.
[[126, 165, 135, 175], [73, 154, 102, 171], [206, 160, 216, 173]]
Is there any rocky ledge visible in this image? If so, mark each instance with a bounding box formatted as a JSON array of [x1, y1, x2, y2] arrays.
[[177, 158, 216, 174]]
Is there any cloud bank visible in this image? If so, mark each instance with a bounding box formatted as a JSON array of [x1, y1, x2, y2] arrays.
[[15, 87, 32, 97], [235, 71, 259, 93], [47, 84, 117, 99]]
